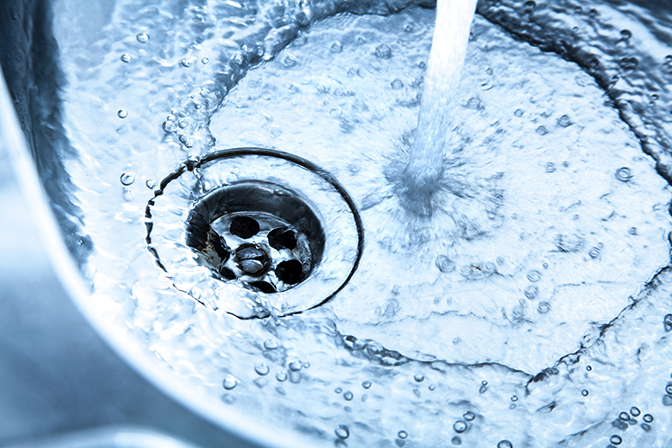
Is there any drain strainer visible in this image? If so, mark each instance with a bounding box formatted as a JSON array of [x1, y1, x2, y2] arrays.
[[146, 148, 363, 318]]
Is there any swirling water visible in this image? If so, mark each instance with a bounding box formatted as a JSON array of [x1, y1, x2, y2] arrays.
[[45, 0, 672, 446]]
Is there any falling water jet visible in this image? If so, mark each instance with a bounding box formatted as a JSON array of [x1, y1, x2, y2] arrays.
[[399, 0, 478, 216]]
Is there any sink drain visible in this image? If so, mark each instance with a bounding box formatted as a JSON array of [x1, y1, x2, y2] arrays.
[[146, 148, 363, 319]]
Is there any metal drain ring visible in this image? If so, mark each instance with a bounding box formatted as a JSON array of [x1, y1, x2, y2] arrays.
[[145, 147, 364, 319]]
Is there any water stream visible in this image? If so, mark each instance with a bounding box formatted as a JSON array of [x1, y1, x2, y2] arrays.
[[39, 0, 672, 446], [401, 0, 478, 216]]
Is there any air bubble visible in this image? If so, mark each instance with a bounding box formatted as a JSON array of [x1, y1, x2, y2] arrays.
[[557, 114, 572, 127], [451, 437, 461, 445], [335, 387, 342, 394], [619, 412, 630, 421], [665, 383, 672, 395], [538, 301, 551, 313], [375, 44, 392, 59], [335, 425, 349, 439], [343, 391, 353, 401], [255, 363, 270, 376], [435, 255, 456, 273], [514, 109, 524, 117], [609, 435, 622, 445], [511, 395, 518, 402], [362, 380, 372, 389], [414, 373, 424, 382], [263, 339, 278, 350], [535, 125, 548, 135], [524, 285, 539, 300], [145, 179, 156, 189], [136, 32, 149, 43], [581, 389, 589, 396], [330, 42, 343, 53], [120, 53, 132, 63], [181, 58, 193, 67], [120, 172, 135, 186], [619, 56, 639, 69], [620, 29, 632, 39], [463, 411, 475, 421], [545, 162, 556, 173], [664, 314, 672, 332], [283, 55, 298, 67], [222, 374, 238, 390], [275, 371, 288, 382], [497, 441, 513, 448], [615, 167, 632, 182], [397, 431, 408, 439], [288, 360, 302, 372], [122, 188, 133, 202], [527, 270, 541, 282], [117, 109, 128, 119], [643, 414, 654, 423], [630, 406, 641, 417], [201, 57, 209, 64], [453, 420, 467, 433]]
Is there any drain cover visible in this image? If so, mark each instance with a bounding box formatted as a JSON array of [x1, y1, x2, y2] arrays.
[[146, 148, 363, 318]]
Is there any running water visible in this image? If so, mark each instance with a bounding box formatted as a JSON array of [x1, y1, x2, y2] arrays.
[[401, 0, 478, 215]]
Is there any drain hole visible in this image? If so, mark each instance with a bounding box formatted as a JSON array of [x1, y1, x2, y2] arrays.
[[185, 181, 324, 294]]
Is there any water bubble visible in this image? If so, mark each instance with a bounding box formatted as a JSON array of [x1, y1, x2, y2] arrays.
[[523, 0, 536, 9], [453, 420, 467, 433], [435, 255, 456, 273], [335, 425, 349, 439], [514, 109, 524, 117], [664, 314, 672, 332], [117, 109, 128, 119], [263, 339, 278, 350], [145, 179, 156, 189], [330, 42, 343, 53], [404, 24, 413, 32], [222, 374, 238, 390], [201, 57, 209, 64], [362, 380, 372, 389], [619, 412, 630, 421], [615, 167, 632, 182], [527, 270, 541, 282], [628, 227, 637, 235], [557, 114, 572, 127], [581, 389, 589, 396], [545, 162, 556, 173], [451, 437, 462, 445], [335, 387, 343, 394], [275, 371, 288, 382], [479, 382, 488, 394], [538, 301, 551, 313], [524, 285, 539, 300], [120, 53, 132, 63], [609, 435, 622, 445], [343, 391, 353, 401], [414, 373, 424, 382], [535, 125, 548, 135], [254, 363, 270, 376], [288, 360, 302, 371], [588, 245, 602, 259], [391, 79, 404, 89], [181, 58, 193, 68], [643, 414, 654, 423], [120, 172, 135, 186], [428, 384, 435, 391], [397, 431, 408, 439], [418, 61, 426, 69], [497, 441, 513, 448], [630, 406, 641, 416], [375, 44, 392, 59], [463, 411, 475, 421], [136, 32, 149, 43]]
